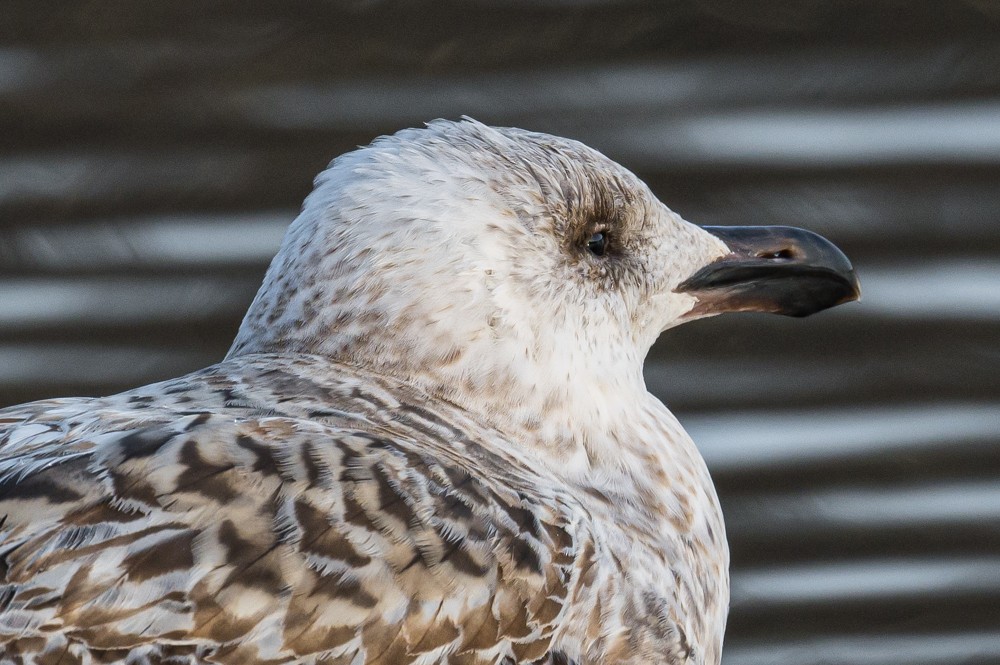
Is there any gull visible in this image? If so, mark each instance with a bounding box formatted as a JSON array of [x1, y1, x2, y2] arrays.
[[0, 119, 859, 665]]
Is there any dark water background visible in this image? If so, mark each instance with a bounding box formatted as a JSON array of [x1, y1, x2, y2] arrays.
[[2, 2, 999, 662]]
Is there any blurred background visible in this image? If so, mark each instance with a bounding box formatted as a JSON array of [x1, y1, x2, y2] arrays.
[[2, 1, 1000, 663]]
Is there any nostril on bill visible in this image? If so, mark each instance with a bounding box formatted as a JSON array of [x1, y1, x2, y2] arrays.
[[757, 248, 796, 260]]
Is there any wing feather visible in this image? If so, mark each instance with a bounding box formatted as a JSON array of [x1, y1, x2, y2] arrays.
[[0, 399, 584, 664]]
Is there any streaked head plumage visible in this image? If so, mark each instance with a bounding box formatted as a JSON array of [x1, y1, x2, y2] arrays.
[[229, 120, 728, 452]]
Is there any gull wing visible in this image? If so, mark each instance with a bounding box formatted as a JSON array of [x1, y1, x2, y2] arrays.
[[0, 402, 584, 664]]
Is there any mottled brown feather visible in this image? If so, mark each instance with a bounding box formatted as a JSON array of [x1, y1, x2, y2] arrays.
[[0, 356, 589, 664]]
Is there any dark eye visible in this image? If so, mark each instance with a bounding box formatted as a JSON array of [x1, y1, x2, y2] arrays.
[[587, 231, 608, 257]]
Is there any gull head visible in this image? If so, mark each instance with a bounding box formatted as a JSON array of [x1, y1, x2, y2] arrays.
[[229, 119, 858, 463]]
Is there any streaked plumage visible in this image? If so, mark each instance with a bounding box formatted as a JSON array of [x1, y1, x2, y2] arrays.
[[0, 119, 858, 664]]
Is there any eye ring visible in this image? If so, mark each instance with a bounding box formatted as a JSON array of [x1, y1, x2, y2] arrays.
[[587, 231, 608, 257]]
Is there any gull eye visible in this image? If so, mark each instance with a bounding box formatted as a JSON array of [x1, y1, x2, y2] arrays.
[[587, 231, 608, 257]]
